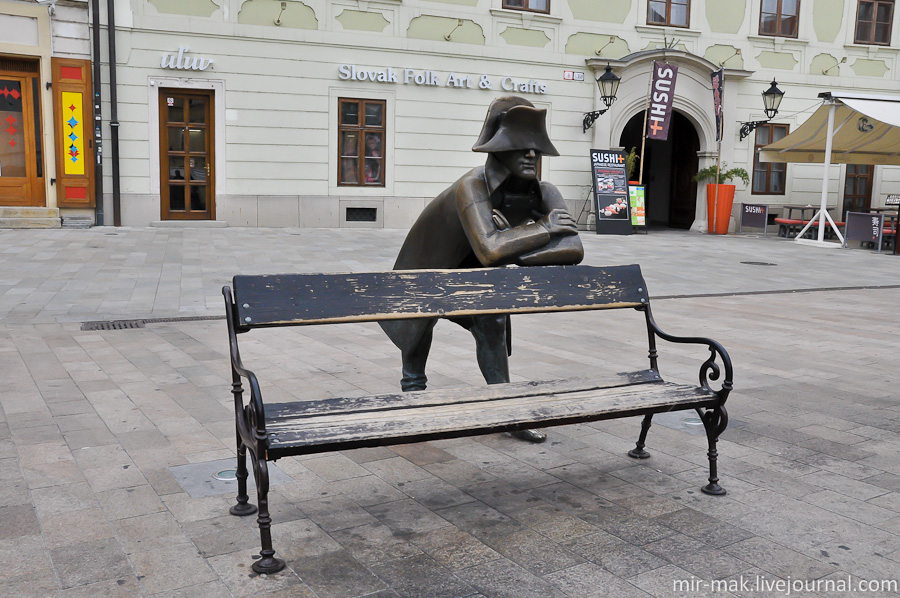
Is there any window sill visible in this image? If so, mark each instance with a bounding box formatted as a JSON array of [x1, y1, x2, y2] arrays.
[[489, 9, 563, 25], [747, 34, 808, 50], [843, 43, 899, 59], [635, 25, 702, 38], [749, 32, 802, 42]]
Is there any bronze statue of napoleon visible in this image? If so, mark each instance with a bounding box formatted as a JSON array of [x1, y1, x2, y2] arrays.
[[380, 96, 584, 443]]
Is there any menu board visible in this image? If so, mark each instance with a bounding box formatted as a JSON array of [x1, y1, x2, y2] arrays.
[[740, 203, 768, 236], [843, 211, 884, 252], [629, 186, 646, 227], [591, 149, 632, 235]]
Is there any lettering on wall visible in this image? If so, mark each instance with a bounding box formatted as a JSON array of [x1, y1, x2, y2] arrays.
[[161, 47, 214, 71], [338, 64, 548, 94]]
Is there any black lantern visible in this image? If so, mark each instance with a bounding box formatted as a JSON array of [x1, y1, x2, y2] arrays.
[[583, 65, 621, 133], [740, 79, 785, 140], [762, 79, 784, 119]]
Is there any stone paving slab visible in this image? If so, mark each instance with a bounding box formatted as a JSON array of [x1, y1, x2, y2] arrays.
[[0, 227, 898, 597]]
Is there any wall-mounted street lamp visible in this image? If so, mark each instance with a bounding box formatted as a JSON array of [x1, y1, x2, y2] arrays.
[[583, 65, 621, 133], [739, 79, 785, 140]]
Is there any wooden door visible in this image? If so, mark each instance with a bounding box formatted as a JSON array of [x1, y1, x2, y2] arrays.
[[843, 164, 874, 216], [159, 89, 214, 220], [0, 61, 45, 207], [52, 58, 95, 208]]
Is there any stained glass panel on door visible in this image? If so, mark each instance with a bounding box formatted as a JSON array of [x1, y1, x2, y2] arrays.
[[0, 79, 26, 178]]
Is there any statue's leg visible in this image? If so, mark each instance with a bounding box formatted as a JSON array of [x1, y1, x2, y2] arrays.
[[470, 315, 546, 444], [470, 314, 510, 385], [400, 320, 435, 392]]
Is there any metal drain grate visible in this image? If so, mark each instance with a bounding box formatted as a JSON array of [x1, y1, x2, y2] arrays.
[[740, 261, 778, 266], [82, 319, 146, 331], [81, 315, 225, 331], [142, 315, 225, 324]]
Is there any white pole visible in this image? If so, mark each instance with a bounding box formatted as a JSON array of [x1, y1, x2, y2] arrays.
[[817, 103, 836, 242], [794, 102, 838, 242]]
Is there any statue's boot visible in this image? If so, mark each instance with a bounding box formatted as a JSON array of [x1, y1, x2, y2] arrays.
[[512, 429, 547, 443]]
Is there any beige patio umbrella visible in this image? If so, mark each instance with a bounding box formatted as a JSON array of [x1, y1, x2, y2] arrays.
[[759, 92, 900, 245]]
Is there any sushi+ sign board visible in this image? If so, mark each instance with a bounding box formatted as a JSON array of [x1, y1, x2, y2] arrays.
[[591, 149, 632, 235]]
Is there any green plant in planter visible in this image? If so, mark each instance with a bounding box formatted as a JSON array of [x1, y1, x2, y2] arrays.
[[625, 147, 639, 181], [692, 163, 750, 186]]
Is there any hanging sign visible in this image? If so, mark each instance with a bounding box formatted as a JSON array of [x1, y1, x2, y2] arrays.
[[711, 68, 725, 143], [885, 194, 900, 205], [591, 149, 632, 235], [646, 62, 678, 141]]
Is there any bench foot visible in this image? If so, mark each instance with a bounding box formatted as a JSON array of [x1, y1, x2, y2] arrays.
[[252, 554, 286, 574], [628, 414, 654, 459], [230, 502, 258, 516], [701, 482, 726, 496], [230, 444, 257, 516], [628, 447, 651, 459], [699, 406, 728, 497]]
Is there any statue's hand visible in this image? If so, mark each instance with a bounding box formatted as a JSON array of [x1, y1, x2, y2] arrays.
[[538, 209, 579, 237]]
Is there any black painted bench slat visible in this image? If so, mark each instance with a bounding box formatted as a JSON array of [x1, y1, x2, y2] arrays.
[[223, 264, 734, 574], [232, 264, 647, 327], [265, 376, 714, 457]]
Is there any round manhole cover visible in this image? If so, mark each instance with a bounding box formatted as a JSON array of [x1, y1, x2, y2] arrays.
[[683, 417, 703, 425], [740, 261, 777, 266], [213, 469, 237, 481]]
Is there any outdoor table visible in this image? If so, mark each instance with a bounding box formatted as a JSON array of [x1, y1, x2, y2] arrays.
[[783, 205, 817, 219]]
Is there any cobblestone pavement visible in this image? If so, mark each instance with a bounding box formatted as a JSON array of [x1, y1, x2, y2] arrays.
[[1, 227, 899, 597]]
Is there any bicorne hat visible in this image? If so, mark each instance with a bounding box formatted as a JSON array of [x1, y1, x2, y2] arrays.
[[472, 96, 559, 156]]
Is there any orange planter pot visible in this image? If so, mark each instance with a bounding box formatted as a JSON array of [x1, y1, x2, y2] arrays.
[[706, 184, 736, 235]]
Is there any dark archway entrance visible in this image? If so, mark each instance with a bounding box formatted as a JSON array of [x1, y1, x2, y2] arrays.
[[619, 111, 700, 229]]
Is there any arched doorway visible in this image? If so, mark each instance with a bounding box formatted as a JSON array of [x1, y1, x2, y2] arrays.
[[619, 110, 700, 229]]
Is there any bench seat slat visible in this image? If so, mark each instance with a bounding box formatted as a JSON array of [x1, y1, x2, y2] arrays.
[[265, 380, 713, 456], [234, 265, 648, 327], [263, 371, 662, 419]]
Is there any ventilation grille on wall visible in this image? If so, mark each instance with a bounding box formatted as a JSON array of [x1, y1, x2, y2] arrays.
[[346, 207, 377, 222], [0, 58, 39, 73]]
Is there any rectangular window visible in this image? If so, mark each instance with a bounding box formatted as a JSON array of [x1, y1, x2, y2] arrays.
[[843, 164, 874, 214], [760, 0, 799, 37], [502, 0, 550, 13], [648, 0, 690, 27], [338, 98, 386, 187], [752, 124, 789, 195], [855, 0, 894, 44]]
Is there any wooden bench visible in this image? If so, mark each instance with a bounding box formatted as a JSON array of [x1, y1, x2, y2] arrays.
[[775, 217, 845, 239], [222, 264, 734, 573]]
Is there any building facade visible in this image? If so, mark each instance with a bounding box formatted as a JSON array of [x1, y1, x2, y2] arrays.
[[7, 0, 900, 230], [0, 0, 93, 228]]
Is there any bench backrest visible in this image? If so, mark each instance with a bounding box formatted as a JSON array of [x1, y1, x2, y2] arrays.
[[231, 264, 648, 328]]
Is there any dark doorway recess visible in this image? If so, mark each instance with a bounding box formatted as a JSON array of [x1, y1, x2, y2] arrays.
[[619, 110, 700, 229]]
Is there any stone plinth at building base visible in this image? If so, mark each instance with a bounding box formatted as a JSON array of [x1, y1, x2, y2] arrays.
[[0, 207, 61, 229]]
